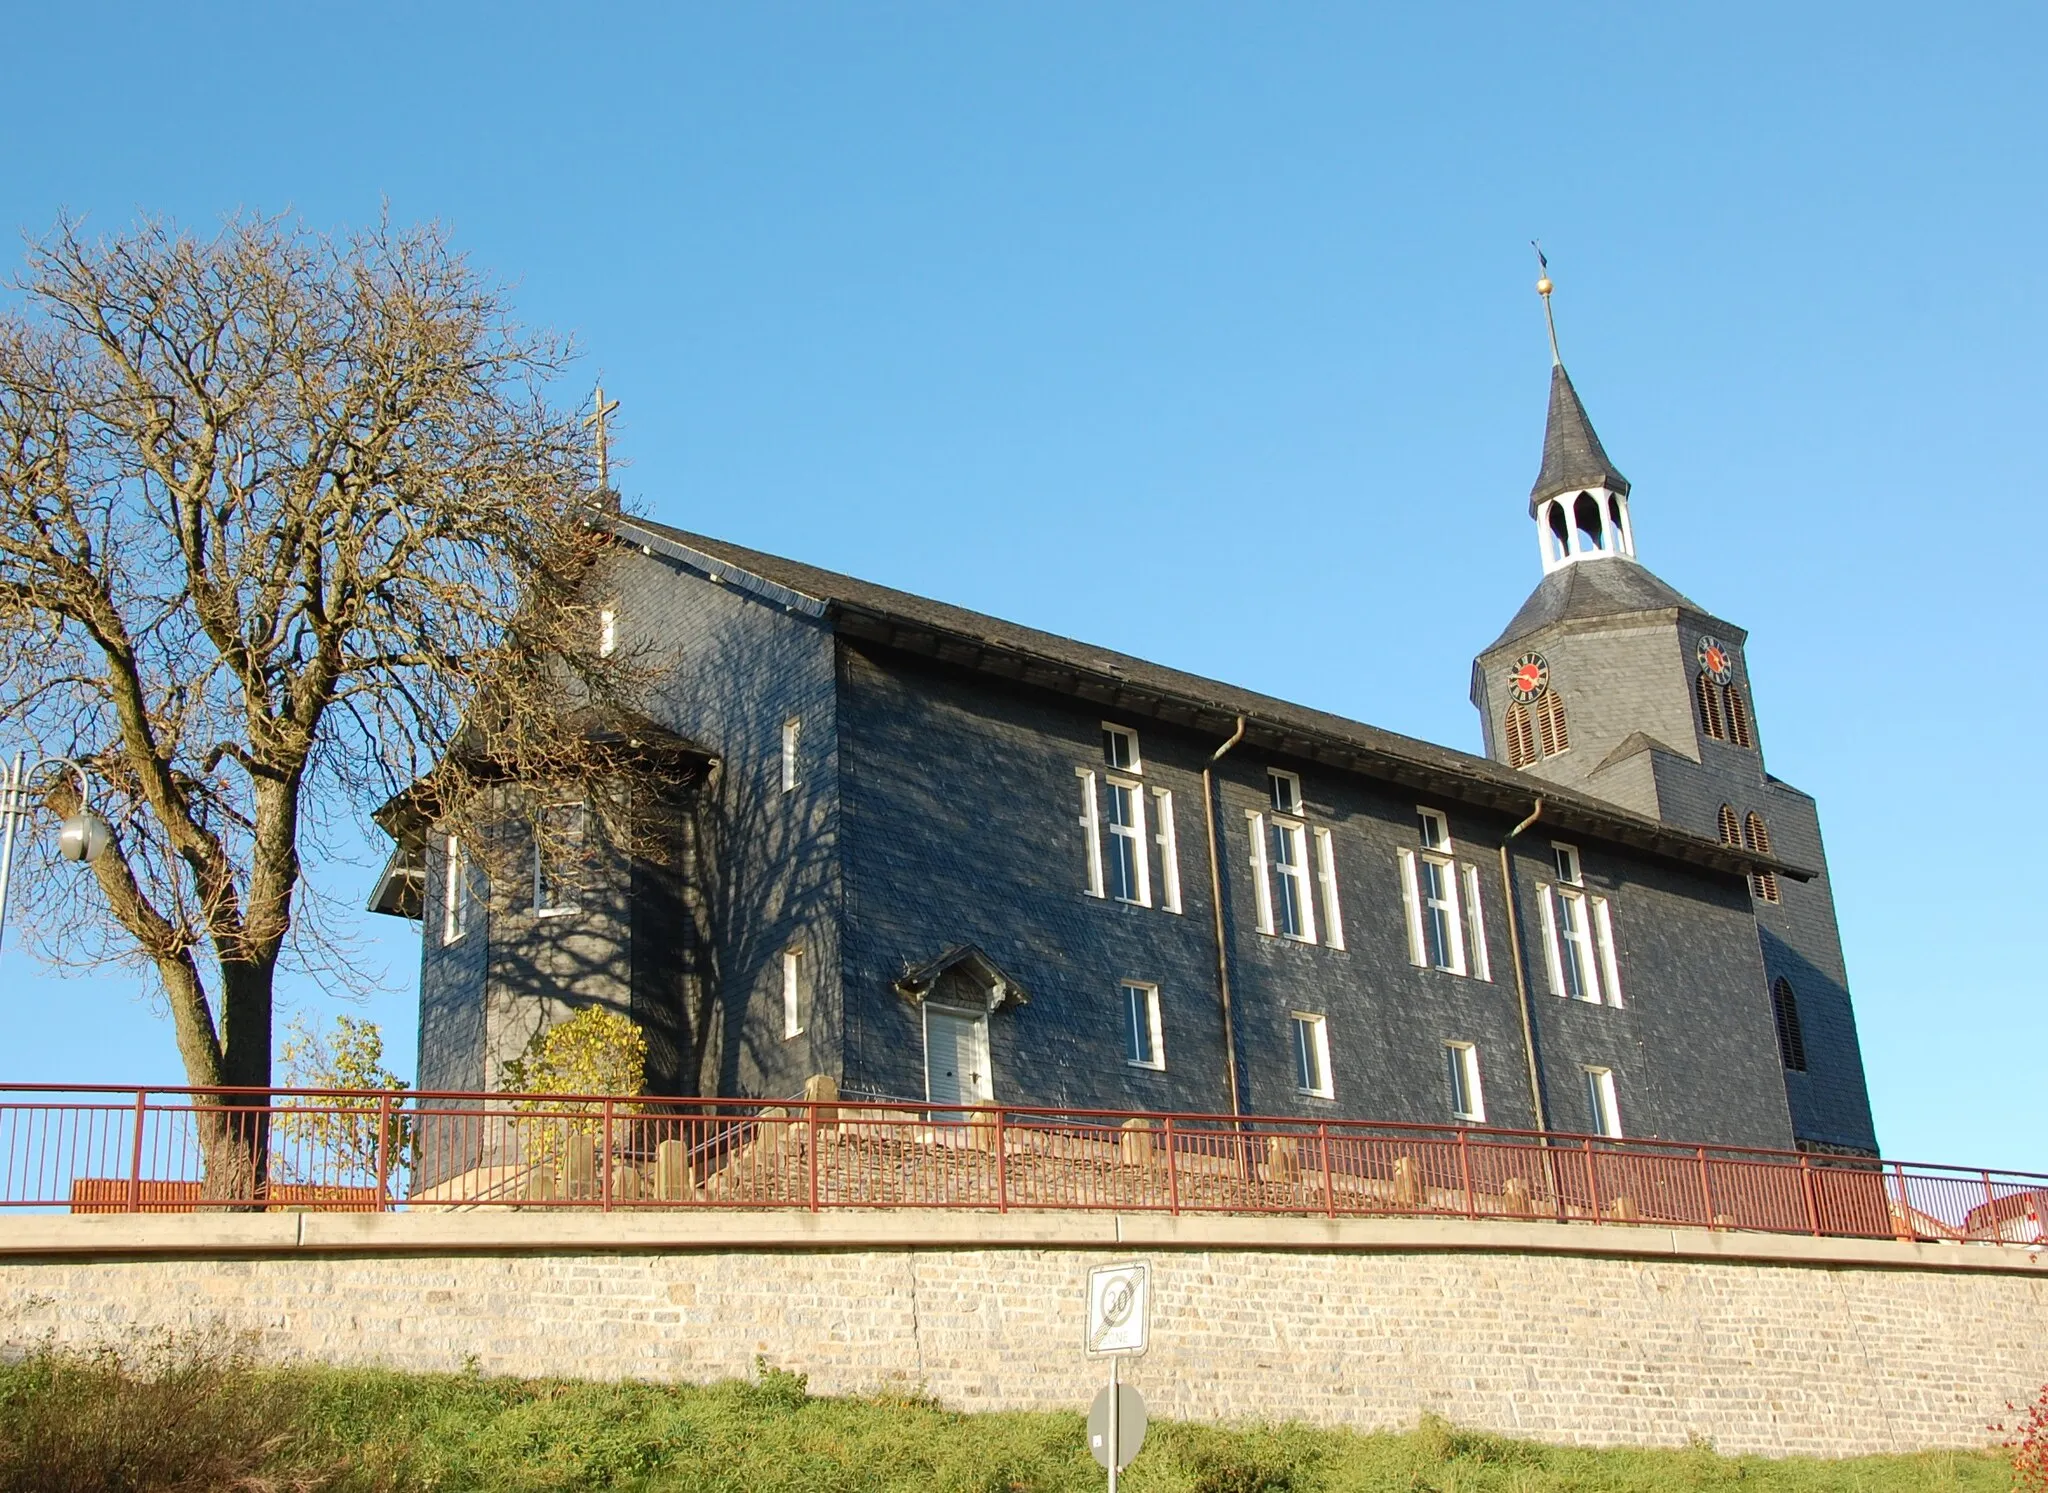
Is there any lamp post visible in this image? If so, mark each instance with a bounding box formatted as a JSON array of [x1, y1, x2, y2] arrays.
[[0, 752, 111, 958]]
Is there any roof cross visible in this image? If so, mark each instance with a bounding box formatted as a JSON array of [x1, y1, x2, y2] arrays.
[[584, 384, 622, 488]]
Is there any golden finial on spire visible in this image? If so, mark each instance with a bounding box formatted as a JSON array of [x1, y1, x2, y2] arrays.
[[1531, 241, 1561, 366], [585, 383, 622, 488]]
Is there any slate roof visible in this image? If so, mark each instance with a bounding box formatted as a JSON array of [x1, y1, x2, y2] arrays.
[[1530, 364, 1629, 512], [1483, 555, 1731, 656], [609, 515, 1807, 883]]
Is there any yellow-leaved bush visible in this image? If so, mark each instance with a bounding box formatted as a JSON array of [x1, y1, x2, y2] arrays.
[[501, 1006, 650, 1175], [276, 1014, 413, 1190]]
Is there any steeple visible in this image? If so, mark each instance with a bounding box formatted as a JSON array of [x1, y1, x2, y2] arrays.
[[1526, 258, 1636, 574]]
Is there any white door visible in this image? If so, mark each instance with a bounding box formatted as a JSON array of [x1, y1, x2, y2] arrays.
[[924, 1006, 993, 1117]]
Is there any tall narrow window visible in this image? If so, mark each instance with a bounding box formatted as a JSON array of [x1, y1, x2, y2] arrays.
[[1445, 1042, 1485, 1122], [1696, 673, 1726, 741], [598, 607, 618, 658], [1504, 702, 1538, 768], [1771, 978, 1808, 1072], [1292, 1012, 1333, 1098], [1151, 787, 1183, 915], [1312, 827, 1345, 951], [1268, 816, 1314, 941], [781, 717, 802, 793], [1743, 812, 1780, 903], [1399, 809, 1467, 976], [1535, 692, 1570, 757], [1538, 843, 1622, 1006], [1076, 769, 1105, 898], [442, 834, 473, 945], [1723, 685, 1754, 749], [1460, 864, 1492, 981], [1583, 1067, 1623, 1138], [1104, 779, 1152, 906], [534, 803, 586, 916], [782, 949, 804, 1039], [1717, 803, 1740, 847], [1122, 981, 1164, 1070]]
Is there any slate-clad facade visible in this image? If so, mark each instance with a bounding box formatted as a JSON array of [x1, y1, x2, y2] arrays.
[[383, 356, 1877, 1157]]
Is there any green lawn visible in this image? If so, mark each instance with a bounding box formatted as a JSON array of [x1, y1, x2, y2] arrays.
[[0, 1340, 2019, 1493]]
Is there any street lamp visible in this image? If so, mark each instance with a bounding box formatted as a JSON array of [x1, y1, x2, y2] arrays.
[[0, 752, 111, 957]]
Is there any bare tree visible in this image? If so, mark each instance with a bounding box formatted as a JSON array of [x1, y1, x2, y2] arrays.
[[0, 213, 640, 1195]]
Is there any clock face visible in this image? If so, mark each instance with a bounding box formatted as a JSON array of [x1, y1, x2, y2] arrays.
[[1508, 652, 1550, 705], [1696, 636, 1735, 686]]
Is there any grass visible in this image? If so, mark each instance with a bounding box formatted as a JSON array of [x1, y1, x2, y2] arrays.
[[0, 1338, 2019, 1493]]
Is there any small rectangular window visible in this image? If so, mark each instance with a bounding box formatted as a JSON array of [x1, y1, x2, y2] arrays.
[[1268, 769, 1302, 815], [1102, 724, 1141, 773], [1584, 1066, 1622, 1138], [1418, 807, 1450, 852], [1445, 1041, 1485, 1122], [1122, 981, 1164, 1069], [1292, 1012, 1333, 1098], [534, 803, 586, 916], [782, 948, 803, 1039], [781, 718, 801, 793], [442, 834, 472, 945], [1151, 787, 1183, 915], [598, 607, 618, 658], [1553, 843, 1582, 886]]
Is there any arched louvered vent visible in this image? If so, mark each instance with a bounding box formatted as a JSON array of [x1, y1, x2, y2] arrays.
[[1696, 673, 1726, 741], [1505, 702, 1537, 768], [1771, 978, 1808, 1071], [1724, 684, 1754, 749], [1743, 811, 1780, 903], [1717, 804, 1740, 846], [1535, 692, 1569, 757]]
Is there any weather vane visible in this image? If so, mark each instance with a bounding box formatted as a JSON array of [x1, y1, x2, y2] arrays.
[[1531, 242, 1561, 366], [585, 384, 622, 488]]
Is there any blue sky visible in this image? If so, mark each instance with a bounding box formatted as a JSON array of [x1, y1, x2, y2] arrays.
[[1, 4, 2040, 1170]]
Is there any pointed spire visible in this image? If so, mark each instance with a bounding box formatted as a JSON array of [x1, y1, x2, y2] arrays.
[[1529, 362, 1630, 514]]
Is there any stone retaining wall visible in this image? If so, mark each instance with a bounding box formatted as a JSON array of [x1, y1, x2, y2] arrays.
[[4, 1212, 2044, 1458]]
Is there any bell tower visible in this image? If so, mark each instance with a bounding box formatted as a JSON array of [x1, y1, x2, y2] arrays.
[[1468, 259, 1878, 1157]]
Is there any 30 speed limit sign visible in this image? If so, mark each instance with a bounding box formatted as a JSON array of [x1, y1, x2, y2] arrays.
[[1085, 1261, 1150, 1357]]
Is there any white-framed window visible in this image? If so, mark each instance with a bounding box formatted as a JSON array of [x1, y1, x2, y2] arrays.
[[1121, 981, 1164, 1069], [1537, 842, 1623, 1006], [1102, 723, 1142, 774], [1248, 809, 1317, 943], [441, 833, 475, 946], [781, 718, 801, 793], [1398, 808, 1487, 979], [781, 948, 804, 1039], [1151, 787, 1183, 915], [1291, 1012, 1333, 1098], [598, 607, 618, 658], [1104, 777, 1152, 905], [1583, 1066, 1623, 1138], [1268, 769, 1302, 815], [1445, 1041, 1485, 1123], [533, 802, 586, 916]]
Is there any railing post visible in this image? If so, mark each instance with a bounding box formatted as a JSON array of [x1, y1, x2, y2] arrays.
[[127, 1089, 147, 1215], [809, 1102, 822, 1213], [1164, 1116, 1179, 1217], [374, 1092, 393, 1213], [1458, 1128, 1474, 1219], [1981, 1170, 1998, 1238], [1321, 1125, 1336, 1219], [993, 1107, 1007, 1213], [1583, 1139, 1600, 1223], [1798, 1152, 1820, 1236], [1695, 1146, 1714, 1230], [601, 1099, 614, 1213]]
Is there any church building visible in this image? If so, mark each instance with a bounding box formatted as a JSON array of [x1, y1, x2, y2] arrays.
[[374, 318, 1878, 1158]]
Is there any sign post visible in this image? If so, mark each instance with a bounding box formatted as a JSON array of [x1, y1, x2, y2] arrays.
[[1084, 1261, 1151, 1490]]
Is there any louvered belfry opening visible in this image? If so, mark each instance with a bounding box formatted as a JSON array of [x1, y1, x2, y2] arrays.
[[1504, 702, 1538, 768], [1743, 811, 1781, 903], [1718, 804, 1740, 847], [1772, 978, 1808, 1071], [1535, 691, 1569, 757], [1724, 684, 1754, 748], [1696, 672, 1726, 741]]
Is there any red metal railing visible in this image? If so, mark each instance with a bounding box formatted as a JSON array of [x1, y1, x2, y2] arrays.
[[3, 1083, 2042, 1246]]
